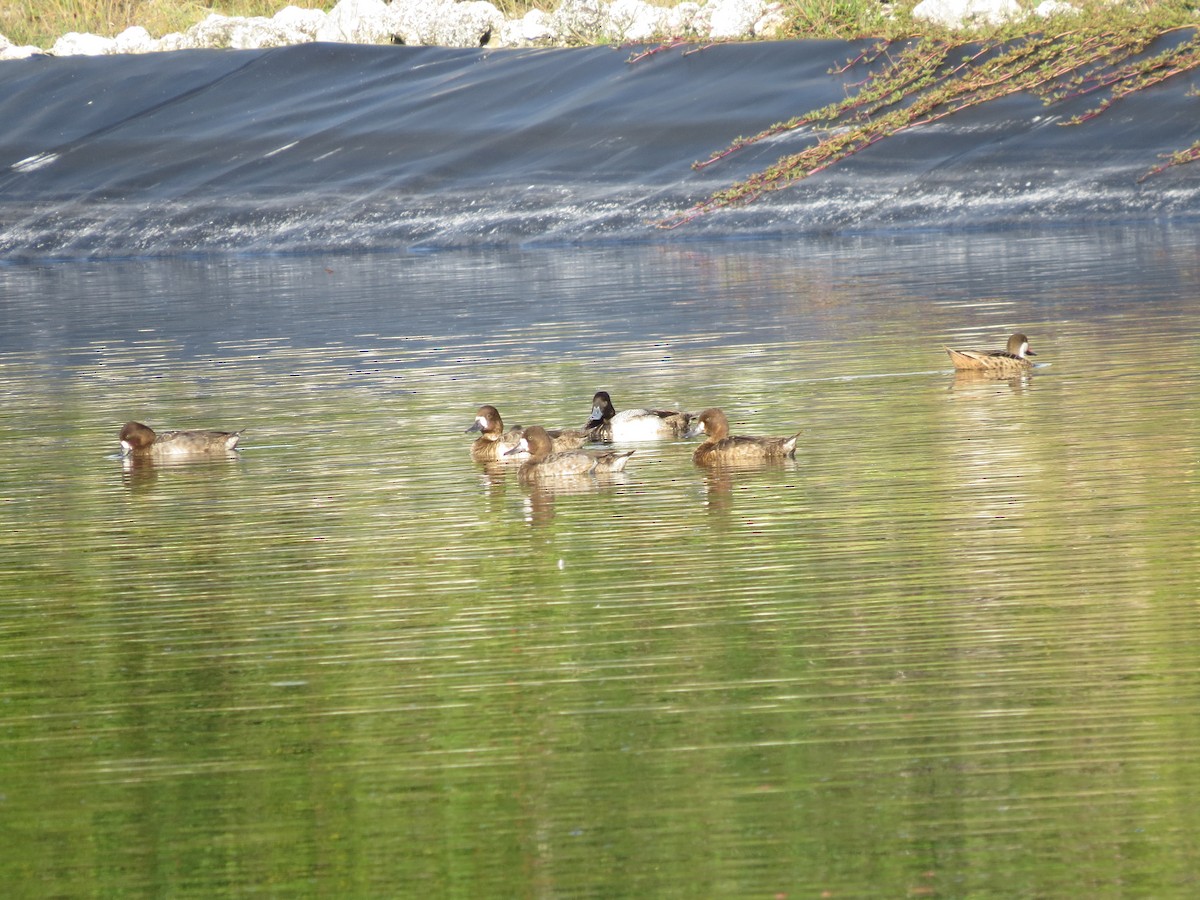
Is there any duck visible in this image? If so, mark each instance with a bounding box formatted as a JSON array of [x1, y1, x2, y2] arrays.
[[119, 421, 241, 458], [465, 405, 588, 462], [685, 408, 799, 467], [945, 333, 1037, 374], [506, 425, 634, 482], [584, 390, 692, 442]]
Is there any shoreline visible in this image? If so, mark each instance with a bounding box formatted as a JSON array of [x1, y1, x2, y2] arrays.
[[0, 0, 1092, 61], [0, 0, 788, 60]]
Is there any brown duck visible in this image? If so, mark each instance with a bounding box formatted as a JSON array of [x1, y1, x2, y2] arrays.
[[465, 405, 587, 462], [945, 333, 1036, 374], [507, 425, 634, 482], [685, 408, 799, 467], [119, 421, 241, 458]]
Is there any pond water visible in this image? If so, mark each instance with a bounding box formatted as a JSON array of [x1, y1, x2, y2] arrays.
[[2, 226, 1199, 896]]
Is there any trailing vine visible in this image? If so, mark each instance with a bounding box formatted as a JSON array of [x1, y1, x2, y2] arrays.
[[653, 16, 1200, 228]]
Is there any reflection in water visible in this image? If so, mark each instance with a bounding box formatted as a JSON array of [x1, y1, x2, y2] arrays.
[[699, 460, 799, 520], [2, 229, 1199, 897], [522, 473, 628, 527], [120, 452, 244, 492], [948, 368, 1033, 392]]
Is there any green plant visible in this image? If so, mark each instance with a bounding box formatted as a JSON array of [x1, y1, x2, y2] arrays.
[[660, 2, 1200, 227]]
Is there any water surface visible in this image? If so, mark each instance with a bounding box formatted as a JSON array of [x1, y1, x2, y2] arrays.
[[2, 226, 1199, 896]]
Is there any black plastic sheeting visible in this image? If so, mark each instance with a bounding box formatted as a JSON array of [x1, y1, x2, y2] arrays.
[[0, 38, 1198, 258]]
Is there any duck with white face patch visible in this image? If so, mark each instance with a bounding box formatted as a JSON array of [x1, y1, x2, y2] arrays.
[[465, 405, 588, 462], [945, 332, 1037, 374]]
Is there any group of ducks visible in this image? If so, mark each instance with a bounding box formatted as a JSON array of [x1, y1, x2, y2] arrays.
[[464, 332, 1038, 481], [118, 333, 1038, 479], [467, 393, 801, 480]]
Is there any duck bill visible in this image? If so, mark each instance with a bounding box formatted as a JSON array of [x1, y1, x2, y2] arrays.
[[503, 442, 527, 457], [465, 421, 484, 434]]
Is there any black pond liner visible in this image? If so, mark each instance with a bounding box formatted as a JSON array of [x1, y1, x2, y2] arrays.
[[0, 37, 1198, 259]]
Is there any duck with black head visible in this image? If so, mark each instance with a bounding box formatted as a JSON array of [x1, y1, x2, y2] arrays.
[[584, 390, 692, 442], [465, 405, 588, 462], [685, 408, 799, 467], [119, 421, 241, 459], [506, 425, 634, 482]]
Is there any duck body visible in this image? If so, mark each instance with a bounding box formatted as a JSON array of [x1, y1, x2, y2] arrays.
[[585, 390, 692, 442], [945, 332, 1036, 374], [466, 405, 587, 462], [685, 408, 799, 467], [509, 425, 634, 482], [119, 421, 241, 458]]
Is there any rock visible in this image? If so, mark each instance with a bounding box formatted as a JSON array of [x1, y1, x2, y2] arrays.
[[114, 26, 157, 54], [0, 32, 41, 59], [912, 0, 1024, 28], [51, 32, 117, 56], [498, 9, 555, 45], [753, 3, 788, 38], [546, 0, 610, 43], [387, 0, 505, 47], [661, 3, 706, 37], [708, 0, 770, 40], [11, 0, 803, 59], [274, 6, 330, 38], [603, 0, 670, 42], [154, 13, 317, 51], [1034, 0, 1076, 17], [314, 0, 395, 43]]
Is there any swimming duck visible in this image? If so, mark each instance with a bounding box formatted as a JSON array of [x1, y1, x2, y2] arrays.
[[685, 408, 799, 467], [465, 405, 587, 462], [584, 390, 692, 441], [945, 333, 1036, 374], [506, 425, 634, 482], [119, 421, 241, 458]]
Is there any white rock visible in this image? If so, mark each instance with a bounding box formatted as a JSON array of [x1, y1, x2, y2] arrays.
[[547, 0, 608, 42], [707, 0, 769, 39], [184, 13, 315, 50], [661, 3, 706, 36], [0, 32, 41, 59], [155, 32, 188, 53], [388, 0, 504, 47], [0, 45, 40, 59], [498, 9, 554, 45], [114, 26, 157, 54], [52, 32, 117, 56], [314, 0, 394, 43], [439, 1, 505, 47], [274, 6, 329, 37], [753, 3, 788, 37], [19, 0, 791, 57], [912, 0, 1023, 28], [604, 0, 669, 42], [1034, 0, 1075, 17]]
